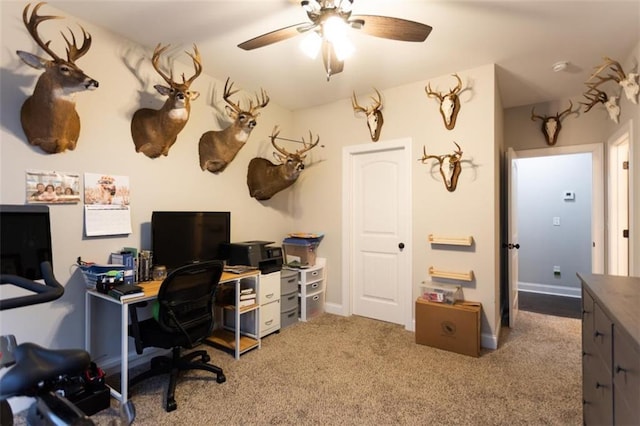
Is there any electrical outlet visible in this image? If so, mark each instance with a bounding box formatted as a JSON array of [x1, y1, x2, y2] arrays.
[[553, 217, 560, 226], [553, 265, 561, 276]]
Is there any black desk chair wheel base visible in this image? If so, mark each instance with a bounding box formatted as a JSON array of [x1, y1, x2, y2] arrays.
[[128, 261, 226, 412]]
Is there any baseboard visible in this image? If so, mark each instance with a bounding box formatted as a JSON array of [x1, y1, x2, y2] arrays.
[[519, 281, 581, 298]]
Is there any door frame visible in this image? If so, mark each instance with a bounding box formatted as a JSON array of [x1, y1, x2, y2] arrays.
[[513, 143, 604, 274], [341, 138, 413, 330], [606, 120, 633, 275]]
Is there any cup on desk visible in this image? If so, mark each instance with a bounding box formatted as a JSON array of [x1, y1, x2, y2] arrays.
[[152, 265, 167, 281]]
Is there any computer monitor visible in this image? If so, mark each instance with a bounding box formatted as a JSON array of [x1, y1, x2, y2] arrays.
[[0, 204, 53, 280], [151, 211, 231, 272]]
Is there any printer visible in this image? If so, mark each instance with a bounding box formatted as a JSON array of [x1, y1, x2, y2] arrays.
[[222, 241, 283, 274]]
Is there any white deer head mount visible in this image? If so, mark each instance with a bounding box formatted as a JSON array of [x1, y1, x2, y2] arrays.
[[419, 142, 463, 192], [352, 88, 384, 142], [425, 73, 463, 130], [16, 2, 99, 154], [588, 57, 638, 104], [530, 101, 574, 146]]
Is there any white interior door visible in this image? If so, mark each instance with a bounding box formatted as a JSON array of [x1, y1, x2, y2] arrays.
[[507, 148, 519, 327], [342, 139, 412, 329]]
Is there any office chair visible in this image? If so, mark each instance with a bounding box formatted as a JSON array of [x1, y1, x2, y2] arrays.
[[128, 260, 226, 412]]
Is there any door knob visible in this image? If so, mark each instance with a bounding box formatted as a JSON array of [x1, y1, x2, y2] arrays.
[[503, 243, 521, 250], [398, 242, 405, 250]]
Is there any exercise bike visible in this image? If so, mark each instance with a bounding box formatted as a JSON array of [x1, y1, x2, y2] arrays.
[[0, 261, 135, 425]]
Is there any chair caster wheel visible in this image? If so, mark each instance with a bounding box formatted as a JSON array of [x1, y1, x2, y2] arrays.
[[217, 374, 226, 384], [202, 354, 210, 363], [166, 400, 177, 412]]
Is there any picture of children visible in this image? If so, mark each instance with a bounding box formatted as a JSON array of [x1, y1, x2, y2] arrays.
[[38, 184, 58, 202], [26, 170, 81, 204]]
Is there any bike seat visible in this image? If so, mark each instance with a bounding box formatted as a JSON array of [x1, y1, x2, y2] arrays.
[[0, 342, 90, 398]]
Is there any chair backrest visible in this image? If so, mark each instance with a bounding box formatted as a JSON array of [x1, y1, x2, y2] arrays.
[[155, 260, 223, 346]]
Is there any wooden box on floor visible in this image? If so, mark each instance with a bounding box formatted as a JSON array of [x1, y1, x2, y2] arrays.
[[415, 298, 481, 357]]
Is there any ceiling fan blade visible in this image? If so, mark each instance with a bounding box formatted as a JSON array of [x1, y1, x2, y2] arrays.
[[350, 15, 432, 42], [238, 22, 310, 50], [322, 40, 344, 78]]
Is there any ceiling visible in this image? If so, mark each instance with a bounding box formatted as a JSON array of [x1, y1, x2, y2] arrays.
[[50, 0, 639, 111]]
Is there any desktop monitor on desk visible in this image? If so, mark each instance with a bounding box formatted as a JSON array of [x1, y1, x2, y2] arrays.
[[151, 211, 230, 272]]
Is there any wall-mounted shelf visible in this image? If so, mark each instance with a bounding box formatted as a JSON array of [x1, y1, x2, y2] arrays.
[[428, 234, 474, 246], [428, 266, 474, 282]]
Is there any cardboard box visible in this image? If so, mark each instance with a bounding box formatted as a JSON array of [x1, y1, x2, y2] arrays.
[[415, 298, 481, 357]]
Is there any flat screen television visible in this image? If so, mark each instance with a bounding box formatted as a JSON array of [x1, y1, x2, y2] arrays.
[[151, 211, 230, 272], [0, 204, 53, 280]]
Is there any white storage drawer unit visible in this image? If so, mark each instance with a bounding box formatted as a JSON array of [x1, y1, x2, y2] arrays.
[[297, 258, 326, 321]]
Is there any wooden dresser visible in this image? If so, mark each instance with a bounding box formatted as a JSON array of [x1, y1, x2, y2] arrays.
[[578, 273, 639, 425]]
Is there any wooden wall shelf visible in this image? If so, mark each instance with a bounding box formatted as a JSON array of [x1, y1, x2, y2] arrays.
[[428, 267, 474, 282], [428, 234, 474, 246]]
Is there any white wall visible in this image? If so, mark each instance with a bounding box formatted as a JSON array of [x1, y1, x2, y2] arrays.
[[0, 2, 295, 353], [291, 64, 502, 346], [517, 154, 593, 294]]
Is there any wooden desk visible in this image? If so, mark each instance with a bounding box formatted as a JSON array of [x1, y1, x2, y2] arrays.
[[84, 270, 260, 403]]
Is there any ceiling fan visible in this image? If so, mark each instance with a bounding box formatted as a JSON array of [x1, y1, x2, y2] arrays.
[[238, 0, 433, 80]]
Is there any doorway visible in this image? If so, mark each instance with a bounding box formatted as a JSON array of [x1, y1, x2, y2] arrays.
[[504, 143, 604, 324], [341, 138, 412, 330]]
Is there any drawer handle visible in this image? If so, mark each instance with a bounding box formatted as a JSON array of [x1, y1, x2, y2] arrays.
[[265, 319, 273, 326], [287, 312, 296, 318], [594, 331, 603, 338], [312, 295, 320, 301], [615, 365, 627, 374], [311, 271, 319, 276], [595, 382, 607, 389], [287, 278, 296, 284], [287, 295, 296, 301], [265, 293, 274, 299], [311, 283, 319, 289]]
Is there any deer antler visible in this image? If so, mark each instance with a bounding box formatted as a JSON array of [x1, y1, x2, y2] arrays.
[[150, 43, 174, 85], [449, 73, 463, 96], [352, 88, 382, 114], [269, 126, 289, 158], [588, 57, 627, 86], [297, 131, 320, 156], [249, 88, 270, 115], [22, 2, 91, 63], [181, 44, 202, 86], [425, 82, 444, 101], [581, 84, 609, 112]]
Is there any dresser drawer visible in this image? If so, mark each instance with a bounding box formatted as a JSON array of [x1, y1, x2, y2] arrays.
[[592, 302, 613, 368], [299, 279, 324, 296], [299, 291, 324, 320], [281, 269, 298, 294], [301, 267, 324, 284], [281, 291, 298, 312], [259, 271, 281, 304], [260, 299, 281, 337], [613, 326, 640, 411], [583, 351, 613, 425]]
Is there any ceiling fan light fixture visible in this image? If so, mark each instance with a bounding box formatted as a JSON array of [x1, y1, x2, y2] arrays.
[[333, 37, 354, 61], [300, 31, 322, 59]]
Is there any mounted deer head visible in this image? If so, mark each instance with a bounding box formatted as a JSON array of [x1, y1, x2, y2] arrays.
[[419, 142, 463, 192], [247, 126, 319, 200], [581, 84, 620, 124], [199, 77, 269, 173], [352, 88, 384, 142], [588, 57, 638, 104], [131, 43, 202, 158], [530, 101, 574, 146], [16, 2, 99, 154], [425, 73, 463, 130]]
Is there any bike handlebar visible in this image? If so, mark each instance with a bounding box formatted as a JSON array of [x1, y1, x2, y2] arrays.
[[0, 262, 64, 311]]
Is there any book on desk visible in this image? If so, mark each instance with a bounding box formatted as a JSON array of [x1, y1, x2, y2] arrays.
[[108, 284, 144, 301]]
